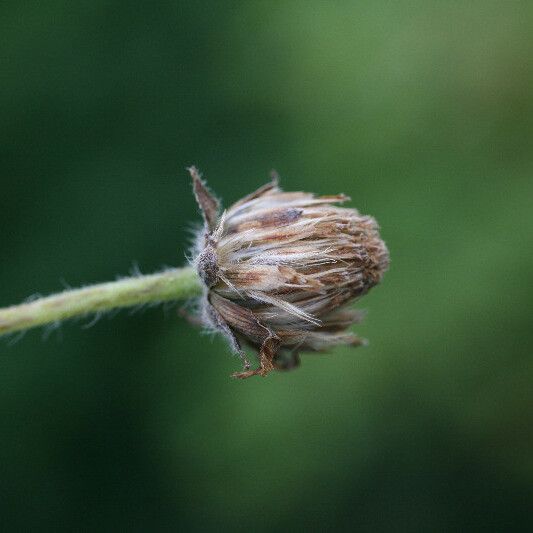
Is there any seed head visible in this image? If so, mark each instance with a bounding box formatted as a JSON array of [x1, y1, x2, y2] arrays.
[[188, 167, 389, 378]]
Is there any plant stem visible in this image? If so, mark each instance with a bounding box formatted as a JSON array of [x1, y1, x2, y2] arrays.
[[0, 266, 202, 337]]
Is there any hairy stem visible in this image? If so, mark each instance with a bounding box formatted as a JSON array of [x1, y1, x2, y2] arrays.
[[0, 266, 202, 337]]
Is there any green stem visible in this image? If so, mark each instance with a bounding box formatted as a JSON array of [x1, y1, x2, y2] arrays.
[[0, 266, 202, 337]]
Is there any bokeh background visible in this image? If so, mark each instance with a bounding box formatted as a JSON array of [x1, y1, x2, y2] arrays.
[[1, 1, 532, 531]]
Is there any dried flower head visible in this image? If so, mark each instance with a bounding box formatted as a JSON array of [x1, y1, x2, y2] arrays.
[[189, 167, 389, 379]]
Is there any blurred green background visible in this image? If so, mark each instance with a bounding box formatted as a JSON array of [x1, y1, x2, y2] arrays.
[[1, 1, 532, 531]]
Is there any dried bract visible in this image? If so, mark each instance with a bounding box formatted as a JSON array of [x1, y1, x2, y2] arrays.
[[189, 167, 389, 378]]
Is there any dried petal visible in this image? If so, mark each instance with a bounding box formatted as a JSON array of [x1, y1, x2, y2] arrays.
[[190, 169, 389, 378]]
